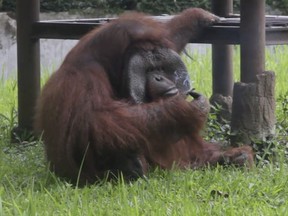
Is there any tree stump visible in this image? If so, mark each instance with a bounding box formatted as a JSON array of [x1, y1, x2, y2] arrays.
[[230, 71, 276, 145], [210, 93, 233, 123]]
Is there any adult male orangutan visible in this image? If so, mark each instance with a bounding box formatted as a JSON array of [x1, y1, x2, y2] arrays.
[[34, 8, 253, 185]]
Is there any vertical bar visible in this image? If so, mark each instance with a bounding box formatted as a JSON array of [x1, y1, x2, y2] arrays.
[[240, 0, 265, 83], [211, 0, 233, 96], [16, 0, 40, 131]]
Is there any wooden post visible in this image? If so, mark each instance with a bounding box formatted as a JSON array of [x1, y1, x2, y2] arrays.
[[211, 0, 233, 96], [231, 0, 276, 145], [210, 0, 234, 122], [14, 0, 40, 138], [240, 0, 265, 82]]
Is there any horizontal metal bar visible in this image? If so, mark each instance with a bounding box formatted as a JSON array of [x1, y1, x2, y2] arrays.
[[32, 16, 288, 45], [193, 26, 240, 44], [266, 27, 288, 45], [32, 22, 101, 39], [39, 17, 116, 23], [32, 21, 241, 43]]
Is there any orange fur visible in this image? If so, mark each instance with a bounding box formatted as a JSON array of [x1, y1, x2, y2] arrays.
[[35, 8, 253, 185]]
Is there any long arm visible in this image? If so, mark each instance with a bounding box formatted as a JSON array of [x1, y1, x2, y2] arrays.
[[89, 95, 207, 152], [167, 8, 219, 53]]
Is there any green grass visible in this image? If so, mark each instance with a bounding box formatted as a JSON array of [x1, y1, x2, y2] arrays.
[[1, 46, 288, 215], [184, 45, 288, 98]]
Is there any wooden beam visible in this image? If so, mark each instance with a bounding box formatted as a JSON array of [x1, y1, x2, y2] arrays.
[[16, 0, 40, 132], [31, 18, 288, 45]]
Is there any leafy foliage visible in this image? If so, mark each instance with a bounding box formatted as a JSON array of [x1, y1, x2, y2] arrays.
[[2, 0, 105, 12], [267, 0, 288, 14], [40, 0, 104, 12], [2, 0, 211, 13], [135, 0, 211, 15], [205, 104, 231, 146], [2, 0, 288, 15]]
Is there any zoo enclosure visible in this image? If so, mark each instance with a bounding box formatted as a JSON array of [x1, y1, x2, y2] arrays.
[[15, 0, 288, 140]]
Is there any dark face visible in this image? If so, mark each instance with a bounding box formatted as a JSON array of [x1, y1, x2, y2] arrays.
[[122, 47, 192, 103], [146, 71, 179, 101]]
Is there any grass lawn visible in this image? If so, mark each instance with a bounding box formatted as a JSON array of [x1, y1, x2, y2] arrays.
[[0, 45, 288, 215]]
